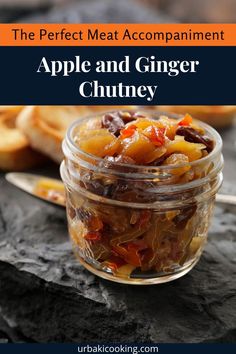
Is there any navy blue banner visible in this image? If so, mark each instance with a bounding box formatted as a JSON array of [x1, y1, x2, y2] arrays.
[[0, 344, 236, 353], [0, 46, 235, 105]]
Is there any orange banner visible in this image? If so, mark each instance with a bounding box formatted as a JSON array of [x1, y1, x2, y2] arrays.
[[0, 24, 235, 46]]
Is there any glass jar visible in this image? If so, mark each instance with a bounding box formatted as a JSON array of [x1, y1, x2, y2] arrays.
[[60, 111, 223, 285]]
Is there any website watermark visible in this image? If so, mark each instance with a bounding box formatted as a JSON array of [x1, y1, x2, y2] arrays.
[[78, 344, 159, 354]]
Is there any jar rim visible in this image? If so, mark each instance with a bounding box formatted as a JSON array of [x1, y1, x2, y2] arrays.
[[65, 109, 223, 172]]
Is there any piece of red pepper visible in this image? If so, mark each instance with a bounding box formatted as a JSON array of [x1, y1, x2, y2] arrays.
[[120, 124, 137, 139], [148, 126, 166, 146], [178, 114, 193, 126], [104, 255, 126, 272], [125, 239, 148, 267], [84, 231, 101, 241], [113, 239, 148, 267]]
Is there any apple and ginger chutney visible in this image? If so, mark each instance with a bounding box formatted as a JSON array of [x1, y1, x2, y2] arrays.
[[61, 110, 223, 284]]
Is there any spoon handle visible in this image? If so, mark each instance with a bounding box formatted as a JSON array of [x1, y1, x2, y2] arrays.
[[216, 194, 236, 206]]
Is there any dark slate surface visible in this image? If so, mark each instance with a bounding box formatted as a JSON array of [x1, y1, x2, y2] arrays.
[[0, 122, 236, 343]]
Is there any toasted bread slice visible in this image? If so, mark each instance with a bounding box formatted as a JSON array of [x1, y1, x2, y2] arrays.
[[0, 106, 24, 115], [17, 106, 90, 163], [88, 106, 137, 112], [17, 106, 137, 163], [155, 106, 236, 127], [0, 111, 45, 171]]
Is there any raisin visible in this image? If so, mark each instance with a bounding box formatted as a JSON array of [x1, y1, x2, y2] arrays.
[[103, 180, 129, 199], [176, 127, 214, 153], [102, 112, 125, 136], [136, 210, 151, 228], [152, 154, 167, 166], [77, 207, 103, 231], [76, 207, 92, 223], [68, 205, 76, 220], [103, 183, 118, 198], [119, 111, 143, 123], [101, 111, 140, 136], [173, 205, 197, 230], [80, 174, 106, 196]]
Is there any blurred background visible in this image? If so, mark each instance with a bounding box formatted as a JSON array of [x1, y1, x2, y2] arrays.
[[0, 0, 236, 23]]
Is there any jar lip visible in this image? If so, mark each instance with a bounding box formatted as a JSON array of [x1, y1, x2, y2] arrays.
[[65, 110, 223, 172]]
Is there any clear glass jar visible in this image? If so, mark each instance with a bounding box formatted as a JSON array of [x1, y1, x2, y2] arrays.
[[60, 111, 223, 285]]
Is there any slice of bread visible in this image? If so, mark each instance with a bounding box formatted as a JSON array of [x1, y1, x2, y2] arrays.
[[0, 106, 24, 114], [17, 106, 90, 163], [155, 106, 236, 128], [0, 110, 45, 171], [17, 105, 137, 164]]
